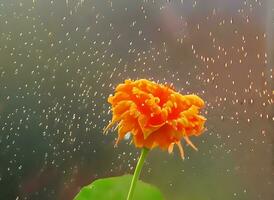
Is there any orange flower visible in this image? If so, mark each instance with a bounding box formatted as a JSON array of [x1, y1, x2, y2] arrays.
[[104, 79, 206, 159]]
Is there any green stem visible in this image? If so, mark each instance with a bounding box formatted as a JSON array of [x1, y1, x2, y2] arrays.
[[126, 148, 149, 200]]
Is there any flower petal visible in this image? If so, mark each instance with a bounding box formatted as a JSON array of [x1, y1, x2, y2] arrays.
[[106, 79, 206, 158]]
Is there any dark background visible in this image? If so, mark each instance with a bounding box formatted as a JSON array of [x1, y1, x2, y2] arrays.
[[0, 0, 273, 200]]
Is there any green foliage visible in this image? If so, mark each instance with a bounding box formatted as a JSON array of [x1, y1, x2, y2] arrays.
[[74, 174, 165, 200]]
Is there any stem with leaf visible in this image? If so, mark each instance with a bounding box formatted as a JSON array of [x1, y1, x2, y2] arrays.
[[126, 148, 149, 200]]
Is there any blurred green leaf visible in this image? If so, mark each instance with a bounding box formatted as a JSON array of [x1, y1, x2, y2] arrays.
[[74, 174, 165, 200]]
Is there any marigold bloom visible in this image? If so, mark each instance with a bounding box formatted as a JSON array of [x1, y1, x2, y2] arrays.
[[105, 79, 206, 159]]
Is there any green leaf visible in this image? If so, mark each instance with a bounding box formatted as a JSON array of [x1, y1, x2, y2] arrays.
[[74, 174, 165, 200]]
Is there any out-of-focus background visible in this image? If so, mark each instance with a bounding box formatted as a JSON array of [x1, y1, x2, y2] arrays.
[[0, 0, 273, 200]]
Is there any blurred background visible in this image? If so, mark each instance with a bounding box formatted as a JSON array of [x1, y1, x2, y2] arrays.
[[0, 0, 273, 200]]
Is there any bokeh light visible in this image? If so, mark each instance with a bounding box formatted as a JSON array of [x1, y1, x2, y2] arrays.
[[0, 0, 273, 200]]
